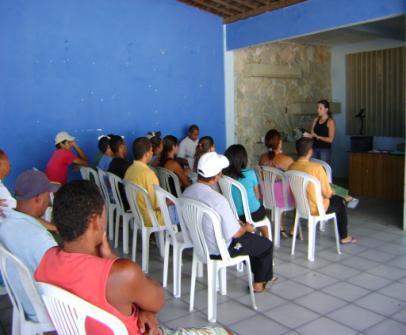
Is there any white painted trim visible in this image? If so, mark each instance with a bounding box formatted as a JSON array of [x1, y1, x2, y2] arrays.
[[223, 24, 235, 147]]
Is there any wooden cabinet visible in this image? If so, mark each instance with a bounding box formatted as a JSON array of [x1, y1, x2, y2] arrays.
[[349, 152, 405, 200]]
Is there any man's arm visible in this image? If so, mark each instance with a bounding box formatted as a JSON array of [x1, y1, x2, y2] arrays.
[[72, 142, 88, 166]]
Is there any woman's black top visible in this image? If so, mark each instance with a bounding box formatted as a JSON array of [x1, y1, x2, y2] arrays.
[[313, 117, 332, 149]]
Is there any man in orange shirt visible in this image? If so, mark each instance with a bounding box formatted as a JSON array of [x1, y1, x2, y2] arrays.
[[288, 138, 356, 244]]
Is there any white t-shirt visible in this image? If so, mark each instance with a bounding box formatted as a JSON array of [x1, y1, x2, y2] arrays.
[[183, 182, 240, 255], [0, 180, 16, 214], [178, 136, 198, 169]]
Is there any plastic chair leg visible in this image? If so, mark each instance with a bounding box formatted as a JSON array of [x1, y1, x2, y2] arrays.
[[173, 244, 180, 298], [245, 260, 258, 311], [207, 262, 218, 323], [123, 216, 129, 254], [307, 220, 316, 262], [189, 253, 198, 312], [11, 309, 20, 335], [333, 217, 342, 255], [156, 231, 165, 259], [291, 214, 300, 255], [107, 206, 114, 241], [163, 236, 170, 289], [274, 208, 281, 248], [176, 248, 184, 299], [197, 261, 204, 278], [220, 267, 227, 296], [142, 229, 150, 273]]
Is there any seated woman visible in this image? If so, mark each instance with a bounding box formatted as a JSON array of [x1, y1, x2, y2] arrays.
[[223, 144, 269, 239], [193, 136, 215, 172], [160, 135, 191, 194], [147, 131, 163, 168], [258, 129, 295, 238]]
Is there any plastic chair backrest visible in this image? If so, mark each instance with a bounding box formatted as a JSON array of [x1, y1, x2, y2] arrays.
[[37, 282, 128, 335], [97, 168, 115, 204], [311, 158, 333, 183], [0, 243, 51, 326], [262, 166, 290, 209], [285, 171, 326, 218], [87, 168, 101, 189], [107, 172, 126, 212], [154, 185, 192, 245], [157, 167, 182, 198], [254, 166, 270, 209], [79, 166, 89, 180], [124, 181, 160, 228], [218, 175, 253, 223], [179, 198, 232, 264]]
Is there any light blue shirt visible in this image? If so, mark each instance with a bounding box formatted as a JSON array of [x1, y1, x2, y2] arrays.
[[232, 168, 261, 217], [0, 210, 57, 320], [98, 154, 113, 171]]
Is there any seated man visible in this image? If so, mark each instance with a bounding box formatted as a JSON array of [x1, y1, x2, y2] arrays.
[[178, 124, 199, 169], [0, 170, 58, 320], [183, 152, 275, 293], [0, 149, 16, 214], [35, 180, 230, 335], [46, 131, 88, 185], [288, 138, 356, 244], [124, 137, 163, 227], [108, 135, 131, 179], [97, 135, 114, 171]]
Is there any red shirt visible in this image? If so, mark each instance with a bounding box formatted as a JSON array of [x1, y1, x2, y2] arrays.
[[45, 149, 76, 185], [35, 247, 141, 335]]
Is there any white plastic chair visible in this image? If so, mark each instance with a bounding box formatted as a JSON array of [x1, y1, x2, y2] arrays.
[[37, 282, 128, 335], [80, 166, 102, 189], [124, 181, 165, 273], [311, 158, 333, 183], [179, 198, 257, 323], [108, 172, 134, 254], [218, 175, 272, 241], [254, 166, 272, 210], [156, 167, 182, 198], [98, 168, 117, 241], [154, 185, 194, 298], [0, 244, 55, 335], [261, 166, 295, 248], [285, 171, 341, 261]]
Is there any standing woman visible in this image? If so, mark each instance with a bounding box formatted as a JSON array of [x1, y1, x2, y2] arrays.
[[309, 100, 335, 164]]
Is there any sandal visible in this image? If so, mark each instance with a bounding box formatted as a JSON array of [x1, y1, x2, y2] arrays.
[[340, 236, 357, 244]]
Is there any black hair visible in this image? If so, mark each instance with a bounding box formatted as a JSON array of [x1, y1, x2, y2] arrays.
[[132, 137, 152, 160], [147, 131, 162, 151], [296, 137, 314, 157], [318, 99, 332, 118], [98, 136, 111, 154], [197, 174, 217, 183], [223, 144, 248, 180], [52, 180, 104, 242], [264, 129, 281, 161], [56, 140, 68, 149], [188, 124, 199, 133], [160, 135, 178, 166], [109, 135, 124, 155], [194, 136, 214, 172], [0, 149, 6, 159]]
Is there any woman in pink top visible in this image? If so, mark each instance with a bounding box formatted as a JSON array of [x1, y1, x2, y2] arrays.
[[258, 129, 295, 238], [45, 131, 88, 185]]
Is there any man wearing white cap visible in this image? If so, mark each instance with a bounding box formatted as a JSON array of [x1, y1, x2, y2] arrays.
[[183, 152, 275, 293], [45, 131, 88, 185]]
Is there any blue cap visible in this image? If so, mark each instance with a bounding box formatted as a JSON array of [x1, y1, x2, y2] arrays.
[[15, 170, 60, 200]]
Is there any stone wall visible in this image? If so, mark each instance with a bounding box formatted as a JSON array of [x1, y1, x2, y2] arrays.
[[234, 41, 332, 164]]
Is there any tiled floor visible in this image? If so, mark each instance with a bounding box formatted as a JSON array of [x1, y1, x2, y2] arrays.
[[0, 197, 405, 335]]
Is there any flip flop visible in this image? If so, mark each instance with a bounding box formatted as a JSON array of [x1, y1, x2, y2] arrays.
[[341, 236, 357, 245]]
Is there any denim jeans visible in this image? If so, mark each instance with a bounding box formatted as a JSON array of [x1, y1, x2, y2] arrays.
[[313, 148, 332, 165]]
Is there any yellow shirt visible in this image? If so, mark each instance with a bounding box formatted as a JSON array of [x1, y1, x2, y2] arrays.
[[124, 160, 163, 227], [288, 160, 332, 215]]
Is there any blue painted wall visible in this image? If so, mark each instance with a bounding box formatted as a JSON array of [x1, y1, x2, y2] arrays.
[[226, 0, 406, 50], [0, 0, 225, 188]]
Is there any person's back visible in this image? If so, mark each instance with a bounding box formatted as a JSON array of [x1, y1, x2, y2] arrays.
[[0, 170, 57, 320], [288, 159, 331, 215], [0, 149, 16, 214], [124, 137, 163, 227], [178, 125, 199, 168], [36, 247, 139, 334]]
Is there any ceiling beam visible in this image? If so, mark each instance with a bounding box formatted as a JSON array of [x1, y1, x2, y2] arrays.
[[212, 0, 245, 13], [188, 0, 237, 16], [224, 0, 306, 23], [177, 0, 226, 17], [231, 0, 257, 9]]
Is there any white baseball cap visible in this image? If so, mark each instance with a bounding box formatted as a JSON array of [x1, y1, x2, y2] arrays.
[[197, 152, 229, 178], [55, 131, 75, 145]]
